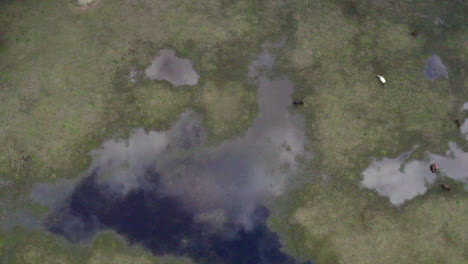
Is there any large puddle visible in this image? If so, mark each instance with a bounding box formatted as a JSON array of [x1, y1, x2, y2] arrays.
[[362, 121, 468, 205], [361, 145, 436, 205], [31, 40, 312, 264]]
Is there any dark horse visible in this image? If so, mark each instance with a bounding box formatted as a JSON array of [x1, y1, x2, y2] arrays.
[[441, 184, 451, 191]]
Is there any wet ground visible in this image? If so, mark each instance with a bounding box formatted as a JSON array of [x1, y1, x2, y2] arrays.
[[37, 41, 313, 264]]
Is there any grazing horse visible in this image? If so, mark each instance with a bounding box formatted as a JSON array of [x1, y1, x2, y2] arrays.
[[455, 119, 461, 128], [293, 100, 304, 106], [441, 184, 451, 191], [376, 75, 386, 84], [430, 163, 437, 173]]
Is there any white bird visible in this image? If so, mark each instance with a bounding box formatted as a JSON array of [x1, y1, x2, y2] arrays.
[[377, 75, 386, 84]]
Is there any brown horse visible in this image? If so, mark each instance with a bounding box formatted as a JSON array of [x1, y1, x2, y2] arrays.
[[441, 184, 451, 191], [430, 163, 437, 173]]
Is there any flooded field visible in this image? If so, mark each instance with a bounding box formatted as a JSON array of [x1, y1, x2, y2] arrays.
[[34, 42, 312, 264], [0, 0, 466, 263]]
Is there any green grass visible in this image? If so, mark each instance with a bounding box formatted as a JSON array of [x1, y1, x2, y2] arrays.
[[281, 0, 466, 180], [0, 0, 467, 263], [272, 179, 467, 264], [194, 79, 257, 143], [2, 228, 194, 264], [269, 1, 467, 263], [0, 0, 279, 185]]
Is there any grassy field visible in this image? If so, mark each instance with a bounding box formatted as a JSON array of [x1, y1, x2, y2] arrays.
[[0, 0, 275, 194], [1, 0, 467, 263], [2, 228, 193, 264], [271, 1, 467, 263]]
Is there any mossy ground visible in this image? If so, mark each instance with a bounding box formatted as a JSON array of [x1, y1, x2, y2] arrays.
[[0, 0, 467, 263]]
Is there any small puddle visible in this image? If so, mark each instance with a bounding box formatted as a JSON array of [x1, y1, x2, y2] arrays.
[[77, 0, 94, 4], [75, 0, 99, 8], [145, 49, 200, 86], [429, 142, 468, 183], [424, 55, 448, 81], [129, 69, 138, 83]]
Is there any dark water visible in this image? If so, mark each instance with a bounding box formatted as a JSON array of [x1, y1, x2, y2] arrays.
[[47, 171, 311, 264]]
